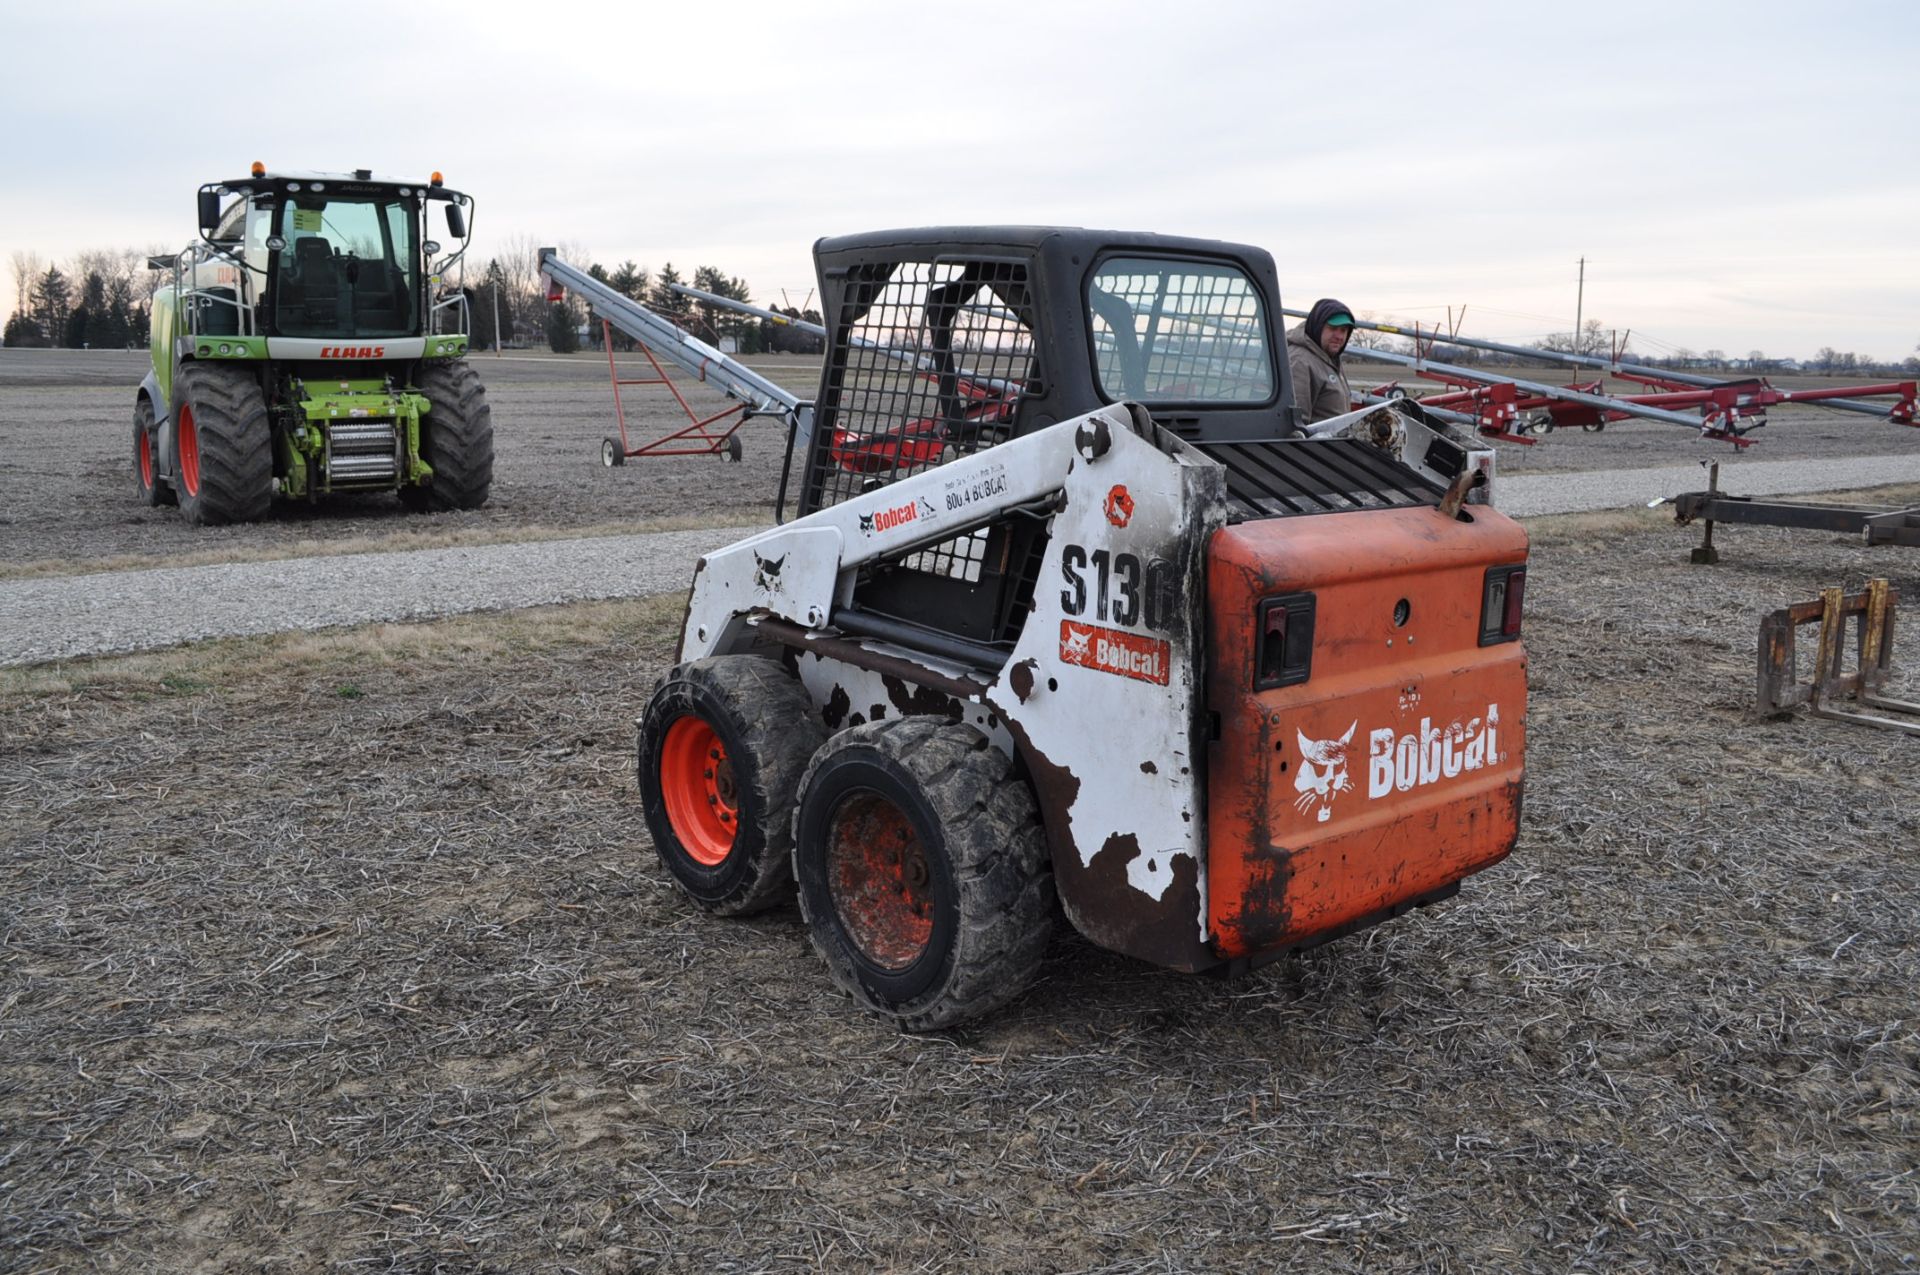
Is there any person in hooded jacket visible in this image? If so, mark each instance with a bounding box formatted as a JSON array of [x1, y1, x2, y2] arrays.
[[1286, 298, 1357, 424]]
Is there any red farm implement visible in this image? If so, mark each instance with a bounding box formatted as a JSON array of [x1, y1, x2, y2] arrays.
[[1304, 311, 1919, 449], [539, 252, 808, 471], [596, 320, 747, 466]]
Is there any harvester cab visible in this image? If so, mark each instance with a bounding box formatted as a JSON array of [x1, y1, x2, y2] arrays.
[[135, 164, 493, 523], [634, 227, 1529, 1029]]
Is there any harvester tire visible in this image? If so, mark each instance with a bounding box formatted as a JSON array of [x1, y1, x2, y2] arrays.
[[637, 656, 826, 916], [133, 394, 174, 507], [172, 363, 271, 525], [402, 360, 494, 511], [793, 718, 1055, 1031]]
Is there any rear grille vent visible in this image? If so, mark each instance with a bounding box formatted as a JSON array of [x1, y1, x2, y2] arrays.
[[1192, 437, 1444, 522]]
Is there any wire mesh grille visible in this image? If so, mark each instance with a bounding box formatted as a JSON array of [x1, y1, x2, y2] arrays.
[[806, 259, 1041, 582], [1089, 257, 1273, 403], [1194, 437, 1445, 521]]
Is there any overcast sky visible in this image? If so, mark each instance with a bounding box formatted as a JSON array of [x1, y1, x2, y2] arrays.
[[4, 0, 1914, 360]]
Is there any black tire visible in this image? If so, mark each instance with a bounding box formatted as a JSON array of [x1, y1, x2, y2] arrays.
[[401, 360, 494, 511], [793, 718, 1054, 1031], [602, 437, 625, 468], [637, 656, 826, 916], [724, 433, 743, 463], [172, 362, 271, 525], [133, 394, 174, 507]]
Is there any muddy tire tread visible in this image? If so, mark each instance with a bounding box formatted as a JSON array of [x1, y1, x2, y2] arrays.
[[403, 359, 494, 511], [175, 363, 271, 525], [637, 656, 825, 917], [795, 717, 1054, 1031]]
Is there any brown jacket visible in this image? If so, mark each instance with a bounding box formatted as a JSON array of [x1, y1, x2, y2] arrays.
[[1286, 324, 1353, 424]]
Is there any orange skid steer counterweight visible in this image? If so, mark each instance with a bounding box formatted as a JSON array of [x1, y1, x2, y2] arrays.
[[1205, 505, 1529, 961]]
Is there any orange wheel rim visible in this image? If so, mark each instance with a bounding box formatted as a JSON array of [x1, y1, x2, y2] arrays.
[[826, 791, 933, 970], [138, 428, 154, 487], [177, 404, 201, 497], [660, 715, 737, 867]]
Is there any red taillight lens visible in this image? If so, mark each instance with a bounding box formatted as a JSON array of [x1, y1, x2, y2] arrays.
[[1256, 593, 1316, 689], [1480, 566, 1526, 645]]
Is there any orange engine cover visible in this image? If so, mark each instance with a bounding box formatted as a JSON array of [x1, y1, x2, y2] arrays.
[[1205, 504, 1528, 960]]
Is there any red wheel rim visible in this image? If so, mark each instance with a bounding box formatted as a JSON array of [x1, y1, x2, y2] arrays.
[[138, 428, 154, 487], [826, 791, 933, 970], [660, 715, 737, 867], [177, 403, 201, 497]]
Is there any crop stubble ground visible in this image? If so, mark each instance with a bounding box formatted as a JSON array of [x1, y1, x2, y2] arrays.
[[2, 349, 1918, 1271]]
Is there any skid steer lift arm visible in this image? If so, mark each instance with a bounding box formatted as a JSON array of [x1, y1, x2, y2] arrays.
[[684, 403, 1184, 664]]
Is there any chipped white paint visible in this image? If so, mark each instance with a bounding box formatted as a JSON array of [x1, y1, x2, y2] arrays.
[[788, 649, 1016, 756], [681, 427, 1080, 659], [680, 405, 1225, 921], [979, 408, 1224, 908]]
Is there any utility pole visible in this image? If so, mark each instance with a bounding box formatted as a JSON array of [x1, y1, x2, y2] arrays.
[[491, 282, 502, 357], [1574, 256, 1586, 355]]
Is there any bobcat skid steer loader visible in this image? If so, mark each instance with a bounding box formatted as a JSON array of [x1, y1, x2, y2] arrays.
[[636, 228, 1527, 1029]]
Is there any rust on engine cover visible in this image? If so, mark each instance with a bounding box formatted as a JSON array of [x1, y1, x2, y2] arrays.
[[1205, 506, 1529, 960]]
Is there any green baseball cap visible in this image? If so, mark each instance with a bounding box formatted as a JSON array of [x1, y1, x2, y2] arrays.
[[1327, 313, 1354, 327]]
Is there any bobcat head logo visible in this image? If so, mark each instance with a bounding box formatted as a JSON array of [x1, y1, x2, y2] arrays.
[[858, 512, 876, 533], [1062, 625, 1092, 659], [1293, 723, 1357, 823]]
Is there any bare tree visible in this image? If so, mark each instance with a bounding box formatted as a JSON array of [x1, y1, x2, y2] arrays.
[[10, 250, 44, 320], [1346, 311, 1396, 352], [1537, 319, 1608, 358]]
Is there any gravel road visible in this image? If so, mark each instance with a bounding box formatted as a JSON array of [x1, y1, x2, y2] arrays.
[[0, 527, 757, 666]]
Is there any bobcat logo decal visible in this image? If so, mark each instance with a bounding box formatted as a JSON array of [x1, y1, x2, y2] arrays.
[[1062, 625, 1092, 660], [1293, 723, 1357, 823]]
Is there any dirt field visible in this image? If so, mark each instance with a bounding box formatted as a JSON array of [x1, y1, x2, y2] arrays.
[[0, 349, 817, 574], [4, 347, 1920, 1271], [5, 347, 1920, 575], [6, 534, 1920, 1269]]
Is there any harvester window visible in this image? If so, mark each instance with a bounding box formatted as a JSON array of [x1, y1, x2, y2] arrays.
[[272, 196, 418, 338], [1088, 258, 1274, 404]]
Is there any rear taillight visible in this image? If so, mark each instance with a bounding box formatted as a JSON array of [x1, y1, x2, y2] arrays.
[[1480, 566, 1526, 646], [1255, 593, 1316, 689]]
